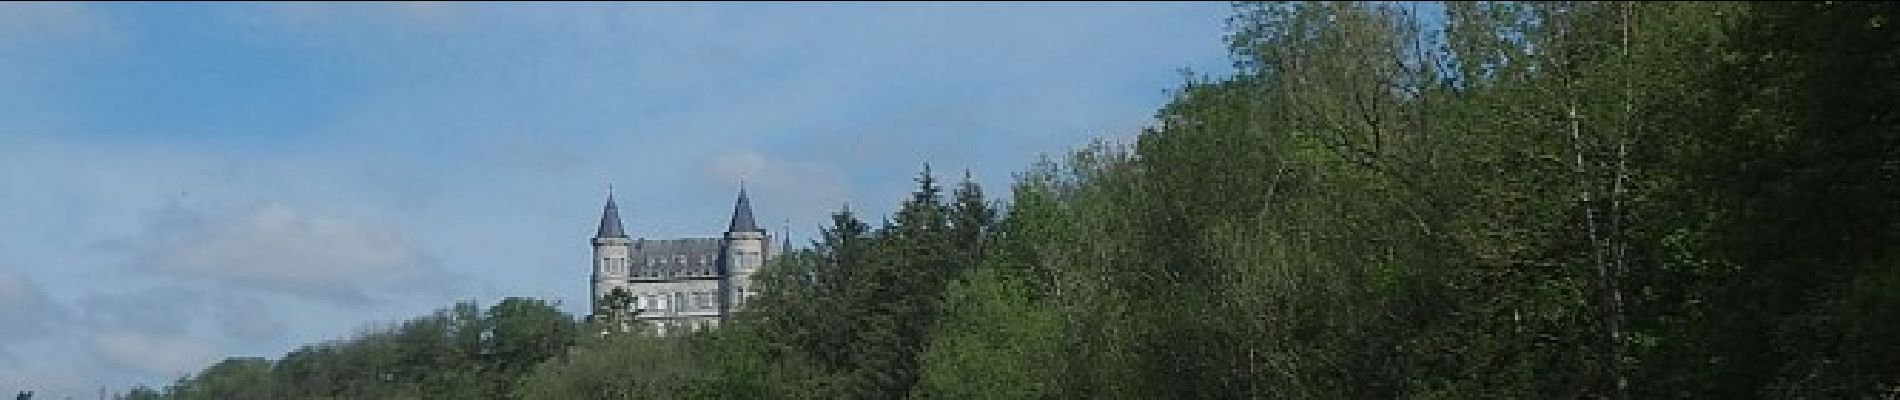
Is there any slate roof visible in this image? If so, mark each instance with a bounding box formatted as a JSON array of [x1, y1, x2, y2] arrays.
[[629, 238, 724, 278], [727, 187, 761, 233], [596, 194, 627, 238]]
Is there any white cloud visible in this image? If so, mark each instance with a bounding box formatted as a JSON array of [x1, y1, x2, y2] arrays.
[[90, 329, 220, 378], [212, 295, 289, 343], [79, 286, 291, 346], [76, 289, 202, 337], [705, 150, 848, 200], [0, 267, 66, 356], [701, 149, 854, 233], [128, 202, 447, 303]]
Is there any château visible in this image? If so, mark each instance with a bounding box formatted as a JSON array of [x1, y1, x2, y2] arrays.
[[587, 186, 779, 334]]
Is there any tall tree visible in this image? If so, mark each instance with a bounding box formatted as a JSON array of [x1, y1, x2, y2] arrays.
[[483, 297, 578, 380], [948, 170, 996, 273]]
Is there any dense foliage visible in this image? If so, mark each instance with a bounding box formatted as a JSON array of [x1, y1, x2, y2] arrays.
[[124, 2, 1897, 398]]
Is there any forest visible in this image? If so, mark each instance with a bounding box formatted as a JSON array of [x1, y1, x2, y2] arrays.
[[119, 1, 1898, 398]]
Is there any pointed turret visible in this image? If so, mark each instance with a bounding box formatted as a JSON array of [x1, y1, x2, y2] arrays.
[[781, 224, 792, 255], [590, 187, 633, 323], [720, 185, 768, 319], [596, 191, 627, 239], [727, 186, 761, 233]]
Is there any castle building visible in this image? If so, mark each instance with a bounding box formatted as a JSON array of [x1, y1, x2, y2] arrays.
[[589, 186, 777, 334]]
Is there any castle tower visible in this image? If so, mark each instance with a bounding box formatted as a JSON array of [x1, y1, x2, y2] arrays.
[[590, 189, 632, 317], [720, 185, 767, 318]]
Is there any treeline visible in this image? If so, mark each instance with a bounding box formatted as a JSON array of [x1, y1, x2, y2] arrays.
[[131, 1, 1898, 398], [122, 298, 577, 399]]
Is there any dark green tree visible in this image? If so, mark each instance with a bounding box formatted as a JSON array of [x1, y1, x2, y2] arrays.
[[482, 297, 577, 380]]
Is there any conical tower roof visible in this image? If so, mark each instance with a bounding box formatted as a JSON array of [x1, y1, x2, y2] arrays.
[[596, 191, 627, 239], [727, 186, 761, 233]]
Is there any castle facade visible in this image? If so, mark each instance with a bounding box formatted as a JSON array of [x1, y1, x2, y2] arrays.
[[588, 187, 776, 334]]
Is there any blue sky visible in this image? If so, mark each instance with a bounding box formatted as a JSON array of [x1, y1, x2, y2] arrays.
[[0, 1, 1233, 395]]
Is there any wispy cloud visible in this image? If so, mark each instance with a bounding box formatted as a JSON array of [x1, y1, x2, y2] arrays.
[[118, 202, 448, 304], [701, 149, 854, 227], [90, 329, 221, 377], [0, 268, 67, 357]]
